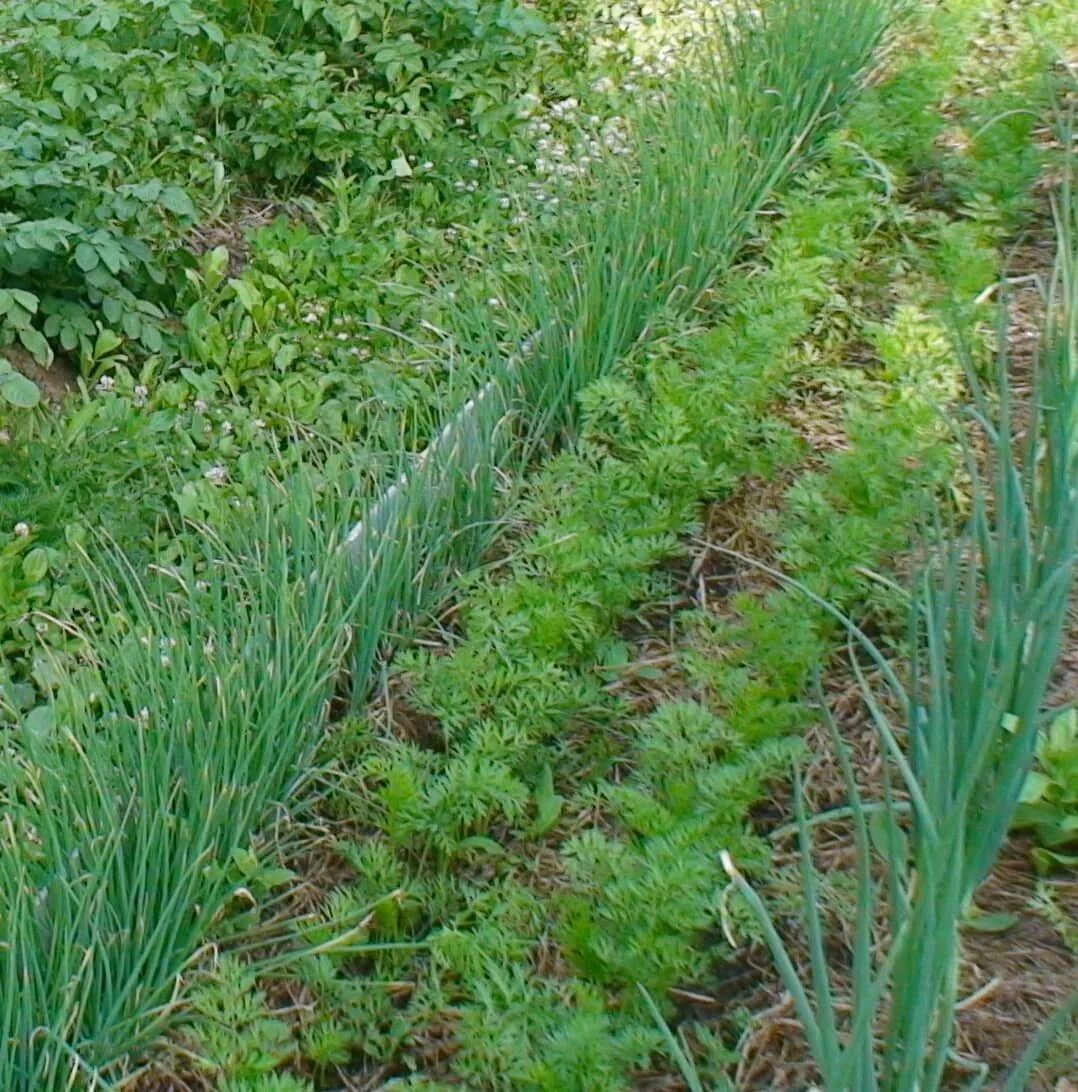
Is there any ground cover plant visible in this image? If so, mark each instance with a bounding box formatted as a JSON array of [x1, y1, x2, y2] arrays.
[[0, 1, 911, 1087], [2, 0, 1076, 1087]]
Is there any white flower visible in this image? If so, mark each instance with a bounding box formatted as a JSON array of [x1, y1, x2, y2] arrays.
[[467, 157, 480, 169], [487, 297, 502, 308], [133, 384, 149, 406], [253, 418, 266, 429], [303, 312, 319, 324], [498, 196, 511, 209], [96, 376, 115, 392], [204, 465, 229, 486], [13, 522, 30, 537], [194, 398, 208, 413], [221, 420, 234, 434]]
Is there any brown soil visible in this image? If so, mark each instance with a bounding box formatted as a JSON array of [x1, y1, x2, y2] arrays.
[[185, 197, 302, 278], [2, 345, 79, 403]]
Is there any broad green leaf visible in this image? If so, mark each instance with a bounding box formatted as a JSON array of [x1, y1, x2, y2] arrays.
[[74, 242, 100, 272], [160, 186, 197, 218], [0, 369, 41, 408], [228, 278, 262, 315], [22, 548, 49, 583], [94, 328, 123, 358], [1019, 770, 1052, 804], [17, 326, 52, 363], [23, 705, 55, 742]]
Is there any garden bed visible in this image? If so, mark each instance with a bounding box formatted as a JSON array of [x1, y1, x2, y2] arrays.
[[1, 0, 1075, 1089]]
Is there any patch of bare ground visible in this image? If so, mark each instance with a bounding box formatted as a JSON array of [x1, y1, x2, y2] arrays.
[[185, 197, 302, 277], [1, 344, 79, 402]]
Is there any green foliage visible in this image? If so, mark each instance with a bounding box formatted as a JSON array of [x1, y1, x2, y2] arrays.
[[0, 352, 40, 407], [0, 471, 372, 1085], [220, 96, 996, 1081], [23, 0, 1076, 1086], [1016, 708, 1078, 872], [0, 2, 907, 1086], [190, 960, 296, 1080], [0, 0, 561, 368]]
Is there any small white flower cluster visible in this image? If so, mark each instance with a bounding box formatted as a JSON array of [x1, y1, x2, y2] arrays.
[[599, 117, 631, 157], [330, 312, 373, 360], [204, 465, 229, 486], [512, 95, 633, 210], [303, 300, 328, 325], [589, 0, 698, 84], [92, 373, 154, 408], [517, 92, 541, 119], [139, 632, 177, 668]]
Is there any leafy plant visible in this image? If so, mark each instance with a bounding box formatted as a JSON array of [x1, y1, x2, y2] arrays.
[[1015, 708, 1078, 871], [0, 352, 40, 408], [0, 0, 564, 368]]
